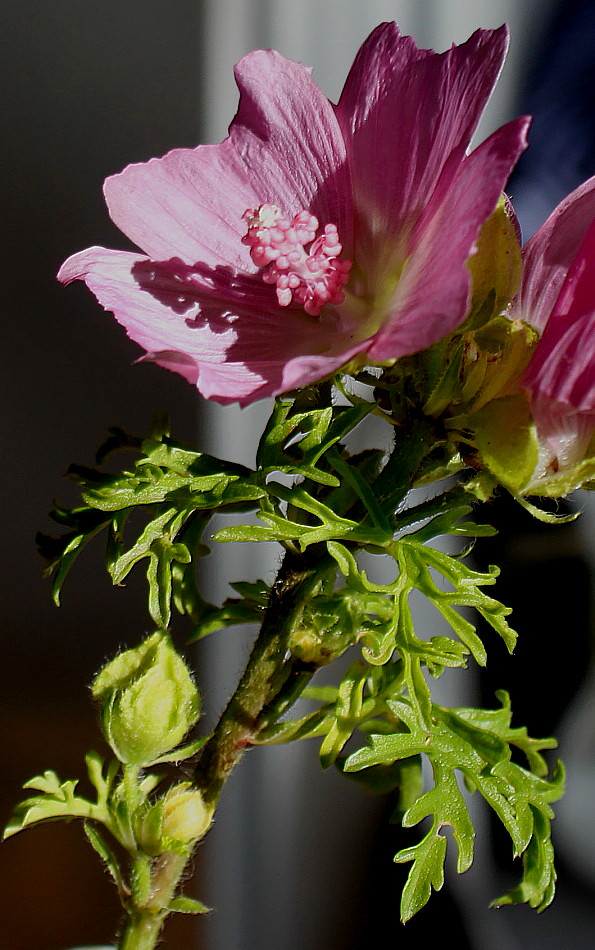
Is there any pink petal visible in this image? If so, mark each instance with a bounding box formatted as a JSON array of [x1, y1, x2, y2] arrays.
[[367, 116, 530, 361], [519, 176, 595, 332], [525, 328, 595, 472], [550, 218, 595, 325], [104, 50, 352, 268], [524, 311, 595, 413], [57, 247, 367, 406], [335, 23, 509, 283]]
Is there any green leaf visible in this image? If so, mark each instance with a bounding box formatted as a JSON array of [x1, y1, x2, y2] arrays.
[[39, 422, 266, 625], [395, 832, 447, 922], [327, 447, 393, 534], [85, 751, 119, 811], [492, 805, 558, 912], [84, 822, 126, 894], [339, 756, 423, 807], [256, 397, 373, 487], [319, 663, 367, 768], [404, 542, 517, 654], [37, 508, 114, 605], [345, 692, 562, 920], [4, 770, 101, 838]]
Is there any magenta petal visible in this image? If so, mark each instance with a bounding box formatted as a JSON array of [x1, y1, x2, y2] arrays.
[[57, 247, 367, 406], [336, 23, 509, 278], [58, 248, 226, 386], [104, 50, 352, 268], [519, 176, 595, 332], [368, 116, 530, 361], [60, 23, 533, 406], [524, 311, 595, 413], [550, 218, 595, 325]]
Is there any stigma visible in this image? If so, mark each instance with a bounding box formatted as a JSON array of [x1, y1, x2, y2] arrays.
[[242, 204, 352, 316]]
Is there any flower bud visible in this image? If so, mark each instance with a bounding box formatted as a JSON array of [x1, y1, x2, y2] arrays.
[[136, 783, 212, 855], [161, 783, 212, 843], [92, 632, 200, 767]]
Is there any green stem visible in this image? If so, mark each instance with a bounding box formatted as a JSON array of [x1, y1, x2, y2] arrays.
[[117, 852, 188, 950], [373, 414, 436, 514], [115, 545, 335, 950], [194, 544, 333, 807], [118, 913, 163, 950], [118, 406, 441, 949]]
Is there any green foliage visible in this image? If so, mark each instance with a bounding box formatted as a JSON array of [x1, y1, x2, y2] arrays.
[[255, 395, 373, 487], [253, 488, 559, 922], [5, 691, 212, 912], [4, 751, 116, 840], [345, 693, 562, 920], [31, 398, 565, 927], [37, 417, 265, 629]]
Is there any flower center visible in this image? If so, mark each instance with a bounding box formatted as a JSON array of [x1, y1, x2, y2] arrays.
[[242, 204, 352, 317]]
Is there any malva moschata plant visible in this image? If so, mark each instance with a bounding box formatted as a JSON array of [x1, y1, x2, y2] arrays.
[[5, 21, 594, 950]]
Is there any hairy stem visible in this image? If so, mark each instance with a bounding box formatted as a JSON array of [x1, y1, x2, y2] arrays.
[[194, 544, 334, 807], [116, 546, 333, 950], [116, 409, 440, 950], [117, 852, 188, 950]]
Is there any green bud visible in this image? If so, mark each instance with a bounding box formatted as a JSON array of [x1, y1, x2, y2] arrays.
[[161, 783, 212, 843], [136, 783, 212, 855], [289, 593, 367, 665], [92, 632, 200, 767]]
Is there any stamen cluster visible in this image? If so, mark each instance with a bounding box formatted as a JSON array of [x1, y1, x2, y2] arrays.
[[242, 204, 351, 316]]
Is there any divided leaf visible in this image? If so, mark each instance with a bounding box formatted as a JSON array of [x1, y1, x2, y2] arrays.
[[345, 694, 563, 921]]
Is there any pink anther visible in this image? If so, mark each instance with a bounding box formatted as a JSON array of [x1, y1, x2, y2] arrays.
[[242, 204, 351, 316]]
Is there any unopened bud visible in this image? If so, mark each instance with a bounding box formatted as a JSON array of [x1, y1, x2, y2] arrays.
[[92, 632, 200, 767], [161, 783, 212, 844], [136, 783, 212, 855]]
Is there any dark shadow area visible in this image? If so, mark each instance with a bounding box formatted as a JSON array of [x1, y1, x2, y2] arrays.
[[1, 3, 205, 947]]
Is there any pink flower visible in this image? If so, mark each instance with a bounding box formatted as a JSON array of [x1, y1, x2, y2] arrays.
[[59, 23, 529, 406], [518, 178, 595, 478]]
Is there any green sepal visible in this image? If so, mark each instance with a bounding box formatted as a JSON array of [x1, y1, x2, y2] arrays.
[[148, 735, 209, 767], [470, 393, 539, 492], [467, 196, 523, 326], [169, 896, 211, 915], [524, 454, 595, 498], [93, 632, 200, 768], [512, 493, 582, 523]]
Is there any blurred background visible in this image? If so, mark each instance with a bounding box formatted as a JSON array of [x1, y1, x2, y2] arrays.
[[1, 1, 594, 948]]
